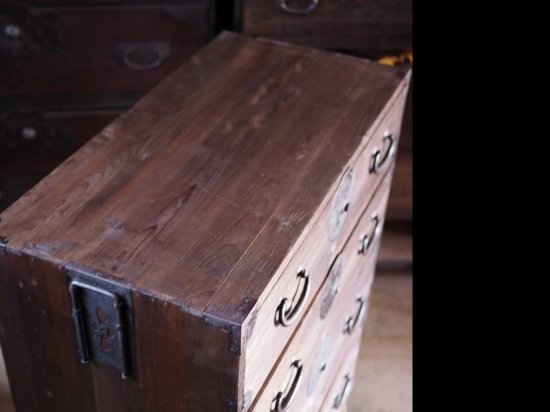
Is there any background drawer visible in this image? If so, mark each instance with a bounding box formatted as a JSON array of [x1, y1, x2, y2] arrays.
[[0, 109, 121, 211], [238, 0, 412, 55], [0, 2, 214, 97]]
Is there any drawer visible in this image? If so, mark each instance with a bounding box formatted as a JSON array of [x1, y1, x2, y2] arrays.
[[319, 340, 361, 412], [0, 2, 214, 97], [246, 169, 392, 410], [240, 87, 407, 404], [248, 195, 383, 411], [0, 110, 120, 158], [0, 175, 43, 213], [0, 110, 120, 211], [238, 0, 412, 55]]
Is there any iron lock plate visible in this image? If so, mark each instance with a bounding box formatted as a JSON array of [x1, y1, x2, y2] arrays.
[[67, 268, 134, 378]]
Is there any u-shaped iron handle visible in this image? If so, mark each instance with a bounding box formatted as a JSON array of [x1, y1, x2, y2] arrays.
[[273, 360, 303, 412], [333, 374, 353, 409], [358, 214, 380, 255], [369, 132, 395, 174], [278, 0, 319, 15], [345, 297, 367, 334], [276, 270, 311, 326]]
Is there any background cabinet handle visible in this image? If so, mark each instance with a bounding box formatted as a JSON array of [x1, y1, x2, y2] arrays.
[[272, 360, 303, 412], [119, 42, 170, 71], [369, 132, 395, 174], [278, 0, 319, 15], [276, 269, 310, 327]]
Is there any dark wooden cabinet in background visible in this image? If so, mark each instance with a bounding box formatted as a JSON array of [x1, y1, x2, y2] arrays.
[[1, 0, 216, 211], [0, 2, 214, 96], [235, 0, 412, 56]]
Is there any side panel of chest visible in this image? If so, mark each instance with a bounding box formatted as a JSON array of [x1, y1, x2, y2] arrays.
[[0, 251, 240, 411]]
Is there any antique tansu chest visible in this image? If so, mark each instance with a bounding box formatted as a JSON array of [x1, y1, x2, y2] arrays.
[[0, 32, 410, 411]]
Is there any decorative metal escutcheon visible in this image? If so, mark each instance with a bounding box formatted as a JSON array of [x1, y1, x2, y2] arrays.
[[68, 269, 133, 378]]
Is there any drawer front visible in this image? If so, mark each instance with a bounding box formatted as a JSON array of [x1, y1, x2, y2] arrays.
[[242, 88, 407, 402], [0, 174, 43, 213], [248, 183, 387, 411], [240, 0, 412, 54], [0, 110, 120, 211], [0, 111, 119, 158], [246, 169, 393, 411], [0, 3, 213, 97], [319, 340, 361, 412]]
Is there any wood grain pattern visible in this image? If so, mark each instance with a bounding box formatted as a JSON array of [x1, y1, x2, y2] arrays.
[[0, 32, 409, 313], [0, 252, 97, 412], [0, 32, 410, 411], [0, 251, 239, 411], [239, 0, 412, 55], [203, 72, 408, 335]]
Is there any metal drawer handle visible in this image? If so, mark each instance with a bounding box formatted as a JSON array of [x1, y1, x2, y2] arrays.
[[333, 374, 353, 409], [278, 0, 319, 15], [369, 132, 395, 174], [276, 269, 310, 327], [119, 42, 169, 71], [358, 214, 380, 255], [345, 297, 366, 334], [273, 360, 303, 412]]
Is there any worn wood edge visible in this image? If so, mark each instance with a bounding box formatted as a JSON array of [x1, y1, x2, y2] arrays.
[[0, 236, 244, 364], [253, 33, 412, 78], [205, 70, 411, 338]]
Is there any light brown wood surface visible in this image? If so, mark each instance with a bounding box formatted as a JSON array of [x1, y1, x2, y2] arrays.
[[249, 172, 390, 410]]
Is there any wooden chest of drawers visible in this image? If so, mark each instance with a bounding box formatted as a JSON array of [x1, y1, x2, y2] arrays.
[[0, 32, 410, 411]]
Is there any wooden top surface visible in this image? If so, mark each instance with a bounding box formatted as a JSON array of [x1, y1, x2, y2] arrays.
[[0, 32, 408, 319]]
